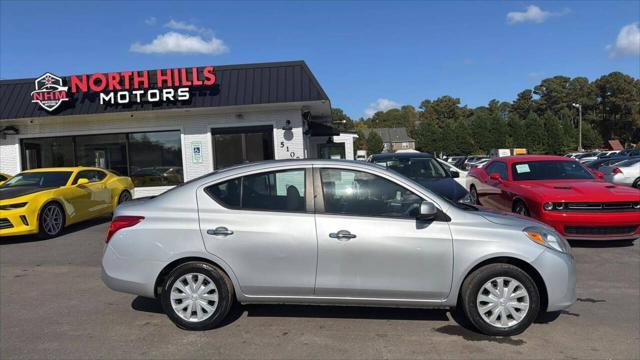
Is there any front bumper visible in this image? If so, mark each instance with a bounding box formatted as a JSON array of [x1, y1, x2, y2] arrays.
[[539, 211, 640, 241], [532, 249, 576, 312], [0, 207, 39, 237]]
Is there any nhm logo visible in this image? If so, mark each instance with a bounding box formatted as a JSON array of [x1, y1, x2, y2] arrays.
[[31, 72, 69, 112]]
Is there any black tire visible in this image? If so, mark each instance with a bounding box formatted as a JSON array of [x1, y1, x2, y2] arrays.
[[633, 178, 640, 189], [117, 190, 132, 205], [469, 185, 480, 205], [37, 202, 65, 239], [513, 200, 530, 217], [460, 263, 540, 336], [160, 262, 234, 331]]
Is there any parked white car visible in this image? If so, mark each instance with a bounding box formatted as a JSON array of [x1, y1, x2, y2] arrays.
[[437, 159, 467, 186], [600, 158, 640, 188]]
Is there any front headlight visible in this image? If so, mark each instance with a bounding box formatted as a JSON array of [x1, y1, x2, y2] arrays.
[[0, 202, 28, 210], [524, 226, 571, 254]]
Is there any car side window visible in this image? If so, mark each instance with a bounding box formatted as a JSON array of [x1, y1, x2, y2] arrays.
[[486, 162, 508, 180], [319, 168, 423, 219], [0, 174, 6, 181], [205, 169, 306, 213], [73, 170, 105, 184]]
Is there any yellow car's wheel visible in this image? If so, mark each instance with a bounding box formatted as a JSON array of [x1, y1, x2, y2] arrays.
[[118, 190, 132, 205], [38, 202, 65, 239]]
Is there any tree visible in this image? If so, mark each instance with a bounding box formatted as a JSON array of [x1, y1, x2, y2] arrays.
[[506, 114, 526, 148], [511, 90, 537, 119], [523, 113, 546, 153], [366, 131, 384, 154], [593, 72, 640, 143], [581, 123, 603, 150], [414, 119, 442, 153], [542, 113, 564, 154], [353, 130, 367, 152], [454, 119, 476, 155], [331, 108, 354, 132]]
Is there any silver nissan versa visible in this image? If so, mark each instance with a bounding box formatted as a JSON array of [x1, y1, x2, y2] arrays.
[[102, 160, 576, 336]]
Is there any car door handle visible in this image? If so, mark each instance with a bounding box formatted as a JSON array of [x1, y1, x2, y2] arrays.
[[329, 230, 356, 241], [207, 227, 234, 236]]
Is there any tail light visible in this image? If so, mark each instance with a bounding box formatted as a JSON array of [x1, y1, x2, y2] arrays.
[[612, 167, 623, 175], [106, 216, 144, 243]]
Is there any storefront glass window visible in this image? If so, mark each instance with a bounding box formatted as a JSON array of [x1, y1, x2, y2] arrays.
[[75, 134, 128, 175], [20, 130, 183, 188], [21, 137, 75, 169], [212, 126, 273, 170], [129, 131, 183, 187]]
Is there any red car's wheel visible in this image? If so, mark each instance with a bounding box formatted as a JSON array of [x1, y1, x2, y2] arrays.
[[513, 201, 530, 217]]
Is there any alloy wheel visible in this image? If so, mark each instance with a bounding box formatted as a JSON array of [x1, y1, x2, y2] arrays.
[[170, 273, 219, 322], [470, 187, 478, 204], [118, 191, 131, 204], [476, 276, 530, 328], [42, 205, 63, 235]]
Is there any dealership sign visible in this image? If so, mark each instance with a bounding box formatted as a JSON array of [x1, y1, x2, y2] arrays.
[[31, 66, 216, 112], [31, 73, 70, 111]]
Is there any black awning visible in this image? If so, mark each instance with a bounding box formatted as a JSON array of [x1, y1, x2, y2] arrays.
[[307, 121, 340, 137]]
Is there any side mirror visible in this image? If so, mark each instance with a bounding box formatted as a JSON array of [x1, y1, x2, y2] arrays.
[[489, 173, 502, 181], [450, 170, 460, 178], [417, 200, 438, 221], [76, 178, 90, 185]]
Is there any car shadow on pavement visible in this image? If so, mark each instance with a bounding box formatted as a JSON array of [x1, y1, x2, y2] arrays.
[[0, 216, 112, 245], [568, 239, 635, 248]]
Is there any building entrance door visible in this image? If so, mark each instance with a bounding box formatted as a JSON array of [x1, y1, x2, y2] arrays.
[[211, 126, 274, 170]]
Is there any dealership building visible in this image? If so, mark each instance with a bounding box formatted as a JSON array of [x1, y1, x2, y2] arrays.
[[0, 61, 356, 197]]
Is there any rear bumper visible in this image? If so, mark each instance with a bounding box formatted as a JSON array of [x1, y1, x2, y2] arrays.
[[101, 244, 165, 298], [532, 249, 576, 312], [539, 211, 640, 241]]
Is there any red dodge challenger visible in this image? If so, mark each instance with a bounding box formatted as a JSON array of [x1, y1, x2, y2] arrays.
[[467, 155, 640, 241]]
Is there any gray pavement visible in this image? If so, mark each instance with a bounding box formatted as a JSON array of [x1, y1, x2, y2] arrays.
[[1, 218, 639, 359]]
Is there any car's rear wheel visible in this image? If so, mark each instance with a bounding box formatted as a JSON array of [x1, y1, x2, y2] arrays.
[[633, 177, 640, 189], [37, 202, 65, 239], [469, 185, 479, 205], [160, 262, 234, 330], [117, 190, 132, 205], [460, 263, 540, 336], [513, 200, 530, 217]]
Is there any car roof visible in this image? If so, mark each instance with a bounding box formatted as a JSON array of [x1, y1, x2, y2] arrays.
[[21, 166, 104, 173], [494, 155, 572, 163], [369, 152, 434, 160]]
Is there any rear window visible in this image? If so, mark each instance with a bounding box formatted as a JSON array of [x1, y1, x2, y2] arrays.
[[615, 158, 640, 167], [205, 169, 306, 212]]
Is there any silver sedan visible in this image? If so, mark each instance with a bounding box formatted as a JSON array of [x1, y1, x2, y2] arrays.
[[102, 160, 576, 336], [601, 157, 640, 188]]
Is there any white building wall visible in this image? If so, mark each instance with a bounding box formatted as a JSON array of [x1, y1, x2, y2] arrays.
[[0, 107, 305, 197]]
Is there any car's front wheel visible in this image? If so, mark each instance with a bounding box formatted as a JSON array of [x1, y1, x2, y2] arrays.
[[37, 202, 65, 239], [160, 262, 234, 330], [460, 263, 540, 336]]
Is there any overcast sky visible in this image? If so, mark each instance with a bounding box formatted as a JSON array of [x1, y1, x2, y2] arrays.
[[1, 1, 638, 118]]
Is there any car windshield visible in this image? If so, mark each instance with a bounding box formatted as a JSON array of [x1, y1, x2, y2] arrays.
[[511, 161, 594, 181], [0, 171, 73, 188], [375, 158, 449, 179]]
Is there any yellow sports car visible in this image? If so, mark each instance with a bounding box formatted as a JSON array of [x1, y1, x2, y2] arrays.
[[0, 172, 11, 185], [0, 167, 134, 238]]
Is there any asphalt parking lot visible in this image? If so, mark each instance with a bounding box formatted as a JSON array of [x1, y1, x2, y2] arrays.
[[1, 218, 639, 359]]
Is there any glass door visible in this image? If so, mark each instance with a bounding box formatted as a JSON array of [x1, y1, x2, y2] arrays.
[[212, 126, 274, 170]]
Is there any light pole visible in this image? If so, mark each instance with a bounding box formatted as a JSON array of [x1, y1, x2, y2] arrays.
[[572, 103, 583, 151]]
